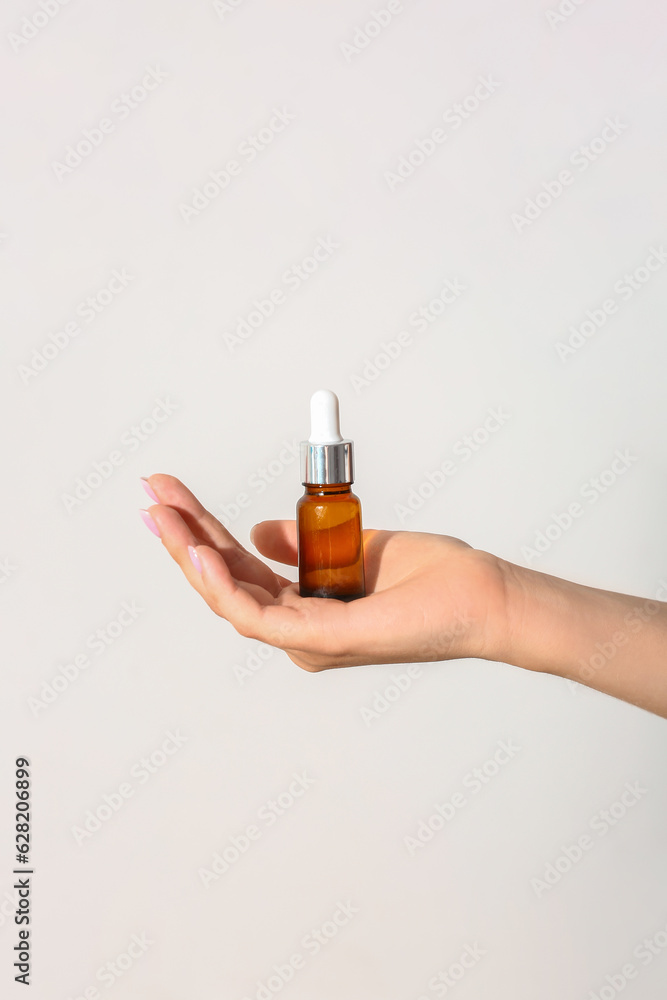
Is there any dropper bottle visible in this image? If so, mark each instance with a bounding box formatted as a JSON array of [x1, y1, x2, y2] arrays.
[[297, 390, 366, 601]]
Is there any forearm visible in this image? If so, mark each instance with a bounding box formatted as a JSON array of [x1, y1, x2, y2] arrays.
[[497, 560, 667, 718]]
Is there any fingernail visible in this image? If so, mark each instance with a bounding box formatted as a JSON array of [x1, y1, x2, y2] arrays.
[[249, 525, 257, 545], [140, 509, 160, 538], [140, 477, 159, 503], [188, 545, 202, 573]]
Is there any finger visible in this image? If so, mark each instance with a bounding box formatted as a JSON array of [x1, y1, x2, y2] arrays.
[[192, 545, 363, 660], [145, 473, 249, 554], [144, 502, 207, 598], [194, 544, 306, 643], [250, 521, 385, 577], [250, 520, 298, 565], [146, 475, 291, 593], [149, 503, 292, 599]]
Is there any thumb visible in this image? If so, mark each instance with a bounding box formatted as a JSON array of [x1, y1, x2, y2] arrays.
[[250, 520, 298, 566]]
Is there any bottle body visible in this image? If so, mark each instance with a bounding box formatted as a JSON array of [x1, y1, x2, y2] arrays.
[[297, 483, 365, 600]]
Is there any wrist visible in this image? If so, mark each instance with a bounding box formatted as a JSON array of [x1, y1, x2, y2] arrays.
[[490, 558, 556, 671], [491, 557, 603, 676], [490, 558, 667, 710], [453, 549, 524, 664]]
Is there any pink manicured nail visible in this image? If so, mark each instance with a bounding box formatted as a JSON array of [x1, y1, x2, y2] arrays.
[[188, 545, 202, 573], [140, 477, 159, 503], [140, 509, 160, 537]]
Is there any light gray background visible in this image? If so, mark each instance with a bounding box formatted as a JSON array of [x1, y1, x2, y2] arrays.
[[2, 0, 667, 997]]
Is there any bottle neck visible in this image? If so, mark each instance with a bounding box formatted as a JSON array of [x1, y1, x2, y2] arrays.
[[301, 441, 354, 485], [303, 482, 352, 496]]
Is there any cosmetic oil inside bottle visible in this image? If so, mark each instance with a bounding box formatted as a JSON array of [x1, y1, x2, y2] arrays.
[[297, 390, 366, 601]]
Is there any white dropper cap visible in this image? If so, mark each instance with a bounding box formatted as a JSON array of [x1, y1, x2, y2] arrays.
[[309, 389, 343, 444], [300, 390, 354, 485]]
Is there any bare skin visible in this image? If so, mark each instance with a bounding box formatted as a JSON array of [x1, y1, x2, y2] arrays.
[[140, 474, 667, 719]]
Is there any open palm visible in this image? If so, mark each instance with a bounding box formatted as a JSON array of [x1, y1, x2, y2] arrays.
[[141, 474, 506, 670]]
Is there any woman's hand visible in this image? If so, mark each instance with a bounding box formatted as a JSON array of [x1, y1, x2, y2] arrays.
[[139, 473, 667, 717], [139, 474, 509, 672]]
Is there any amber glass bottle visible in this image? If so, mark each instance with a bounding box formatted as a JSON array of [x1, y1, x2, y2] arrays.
[[297, 391, 366, 601], [297, 482, 365, 600]]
